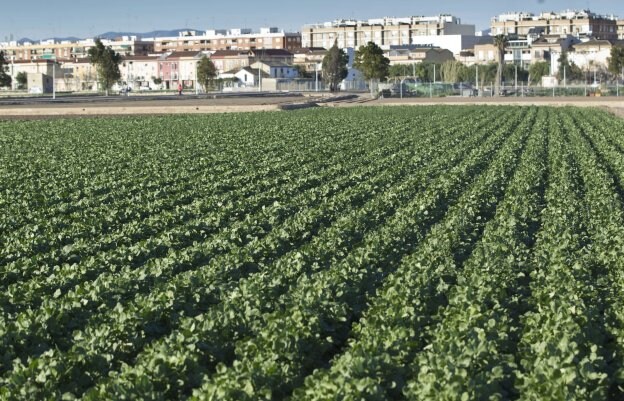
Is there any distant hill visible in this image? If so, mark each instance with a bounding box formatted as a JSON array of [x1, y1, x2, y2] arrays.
[[15, 29, 201, 44]]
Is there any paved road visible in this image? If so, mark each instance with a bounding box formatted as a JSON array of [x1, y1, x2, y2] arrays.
[[0, 92, 304, 107]]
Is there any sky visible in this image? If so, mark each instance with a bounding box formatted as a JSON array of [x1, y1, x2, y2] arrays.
[[1, 0, 623, 41]]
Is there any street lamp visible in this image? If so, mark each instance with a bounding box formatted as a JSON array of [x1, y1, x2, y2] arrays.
[[125, 61, 133, 96], [50, 55, 57, 100]]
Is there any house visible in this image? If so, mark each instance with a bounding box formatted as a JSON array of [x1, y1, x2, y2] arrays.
[[250, 49, 294, 65], [158, 51, 207, 89], [121, 55, 161, 89], [385, 45, 455, 65], [530, 35, 579, 64], [233, 67, 270, 87], [292, 47, 326, 74], [568, 39, 620, 70], [251, 61, 299, 78], [210, 50, 253, 73]]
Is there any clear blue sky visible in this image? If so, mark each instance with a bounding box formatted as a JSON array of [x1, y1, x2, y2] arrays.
[[2, 0, 623, 41]]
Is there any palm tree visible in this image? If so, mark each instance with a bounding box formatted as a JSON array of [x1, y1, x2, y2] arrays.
[[494, 35, 508, 96]]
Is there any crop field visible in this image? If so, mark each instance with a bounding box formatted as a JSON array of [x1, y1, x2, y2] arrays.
[[1, 106, 624, 400]]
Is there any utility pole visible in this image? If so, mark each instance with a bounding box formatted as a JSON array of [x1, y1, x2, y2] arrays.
[[195, 61, 199, 95], [52, 58, 56, 100], [315, 62, 319, 92], [514, 64, 518, 95]]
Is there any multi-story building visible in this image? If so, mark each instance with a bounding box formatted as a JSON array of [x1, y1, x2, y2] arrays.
[[491, 10, 618, 40], [121, 55, 161, 89], [301, 15, 475, 50], [618, 19, 624, 39], [0, 36, 153, 62], [150, 28, 301, 53]]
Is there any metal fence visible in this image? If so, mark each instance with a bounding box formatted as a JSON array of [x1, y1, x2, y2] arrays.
[[378, 81, 624, 98]]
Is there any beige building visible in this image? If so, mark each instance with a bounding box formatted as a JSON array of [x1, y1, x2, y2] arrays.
[[568, 39, 619, 70], [292, 48, 326, 74], [491, 10, 618, 40], [0, 36, 153, 62], [384, 46, 454, 65], [302, 15, 475, 50], [618, 20, 624, 39], [530, 36, 579, 64], [210, 48, 294, 73], [151, 28, 301, 53]]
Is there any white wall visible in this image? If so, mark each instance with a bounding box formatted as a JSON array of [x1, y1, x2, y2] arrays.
[[410, 35, 479, 55]]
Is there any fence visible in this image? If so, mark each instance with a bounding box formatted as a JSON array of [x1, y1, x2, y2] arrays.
[[379, 80, 624, 98]]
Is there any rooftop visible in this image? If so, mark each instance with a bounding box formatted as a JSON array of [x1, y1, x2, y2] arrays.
[[492, 9, 618, 23], [304, 14, 465, 29]]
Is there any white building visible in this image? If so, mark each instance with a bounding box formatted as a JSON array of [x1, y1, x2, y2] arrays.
[[302, 14, 476, 52], [251, 61, 299, 78]]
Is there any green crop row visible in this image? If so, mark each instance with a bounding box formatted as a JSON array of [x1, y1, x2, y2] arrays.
[[1, 106, 624, 400]]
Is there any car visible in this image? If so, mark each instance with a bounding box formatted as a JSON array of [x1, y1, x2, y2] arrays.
[[139, 86, 152, 91]]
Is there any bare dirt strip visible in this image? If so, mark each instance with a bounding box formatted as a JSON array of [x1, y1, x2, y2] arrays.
[[1, 95, 624, 119]]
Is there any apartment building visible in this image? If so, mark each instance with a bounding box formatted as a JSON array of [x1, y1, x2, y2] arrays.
[[151, 28, 301, 53], [618, 19, 624, 39], [0, 36, 153, 62], [301, 15, 475, 50], [491, 10, 618, 40]]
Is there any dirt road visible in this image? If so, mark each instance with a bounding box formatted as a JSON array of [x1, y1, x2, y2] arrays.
[[1, 94, 623, 119]]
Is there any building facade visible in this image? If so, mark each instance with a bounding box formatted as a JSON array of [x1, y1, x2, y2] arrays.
[[301, 15, 475, 50], [0, 36, 153, 62], [151, 28, 301, 53], [491, 10, 618, 40], [384, 46, 455, 65]]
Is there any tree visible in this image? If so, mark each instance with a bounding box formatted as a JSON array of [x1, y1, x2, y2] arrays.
[[87, 39, 121, 95], [196, 56, 217, 92], [16, 71, 27, 89], [389, 63, 431, 81], [608, 45, 624, 78], [293, 64, 312, 79], [322, 40, 349, 92], [0, 51, 12, 88], [556, 51, 583, 82], [494, 35, 508, 96], [440, 60, 468, 83], [464, 63, 497, 92], [528, 61, 550, 85], [354, 42, 390, 96], [557, 51, 570, 82], [501, 64, 529, 85]]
